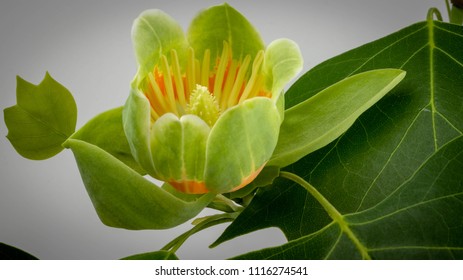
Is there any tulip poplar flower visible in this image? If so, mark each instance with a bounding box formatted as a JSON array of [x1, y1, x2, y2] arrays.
[[123, 4, 303, 194]]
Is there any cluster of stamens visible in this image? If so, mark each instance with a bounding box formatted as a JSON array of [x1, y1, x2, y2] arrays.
[[142, 42, 270, 126]]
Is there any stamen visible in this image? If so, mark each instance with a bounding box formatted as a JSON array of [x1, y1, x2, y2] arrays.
[[239, 50, 264, 103], [143, 41, 269, 124], [150, 106, 159, 121], [186, 48, 196, 95], [148, 72, 170, 116], [213, 42, 231, 102], [221, 60, 238, 109], [200, 49, 210, 86], [160, 55, 178, 115], [247, 73, 265, 99], [195, 59, 201, 85], [170, 50, 186, 108], [227, 55, 251, 107]]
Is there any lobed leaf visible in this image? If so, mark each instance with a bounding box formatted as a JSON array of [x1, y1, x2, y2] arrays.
[[4, 73, 77, 160], [216, 19, 463, 259]]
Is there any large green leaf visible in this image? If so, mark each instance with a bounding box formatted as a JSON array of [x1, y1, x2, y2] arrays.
[[3, 73, 77, 160], [215, 19, 463, 259]]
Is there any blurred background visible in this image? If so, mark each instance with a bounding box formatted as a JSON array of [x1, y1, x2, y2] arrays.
[[0, 0, 447, 259]]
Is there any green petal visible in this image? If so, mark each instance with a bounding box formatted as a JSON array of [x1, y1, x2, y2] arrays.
[[205, 98, 281, 193], [150, 114, 210, 185], [132, 9, 188, 80], [70, 107, 145, 174], [122, 89, 157, 176], [269, 69, 406, 167], [187, 3, 264, 63], [64, 139, 214, 230], [264, 39, 303, 101]]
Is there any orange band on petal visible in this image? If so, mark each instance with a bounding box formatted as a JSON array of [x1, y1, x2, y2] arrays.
[[230, 163, 266, 193], [169, 180, 209, 194]]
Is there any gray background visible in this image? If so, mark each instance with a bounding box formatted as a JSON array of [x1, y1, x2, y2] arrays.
[[0, 0, 446, 259]]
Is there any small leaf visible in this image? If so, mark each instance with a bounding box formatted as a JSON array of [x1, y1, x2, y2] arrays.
[[71, 107, 145, 174], [4, 73, 77, 160], [121, 250, 178, 260], [63, 139, 215, 230], [269, 69, 406, 168], [0, 243, 38, 260]]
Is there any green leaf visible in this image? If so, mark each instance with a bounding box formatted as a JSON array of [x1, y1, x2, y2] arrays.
[[233, 137, 463, 259], [188, 3, 264, 62], [216, 19, 463, 259], [63, 139, 215, 230], [71, 107, 145, 174], [121, 250, 178, 260], [0, 243, 38, 260], [269, 69, 406, 168], [4, 73, 77, 160]]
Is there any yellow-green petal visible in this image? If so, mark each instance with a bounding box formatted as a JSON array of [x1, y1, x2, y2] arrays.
[[187, 3, 264, 64], [132, 9, 188, 80], [263, 38, 303, 101], [151, 114, 210, 193], [122, 89, 157, 177], [205, 98, 281, 193]]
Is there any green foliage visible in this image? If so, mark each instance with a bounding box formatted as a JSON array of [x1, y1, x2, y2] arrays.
[[3, 3, 461, 260], [63, 139, 215, 230], [270, 69, 406, 168], [0, 243, 38, 260], [3, 73, 77, 160], [121, 250, 178, 260], [215, 19, 463, 259], [71, 107, 145, 174]]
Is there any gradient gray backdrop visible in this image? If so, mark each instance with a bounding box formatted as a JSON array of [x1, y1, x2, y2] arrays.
[[0, 0, 446, 259]]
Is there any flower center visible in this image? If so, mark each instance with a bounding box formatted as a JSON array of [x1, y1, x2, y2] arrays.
[[186, 85, 220, 126], [142, 42, 270, 125]]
